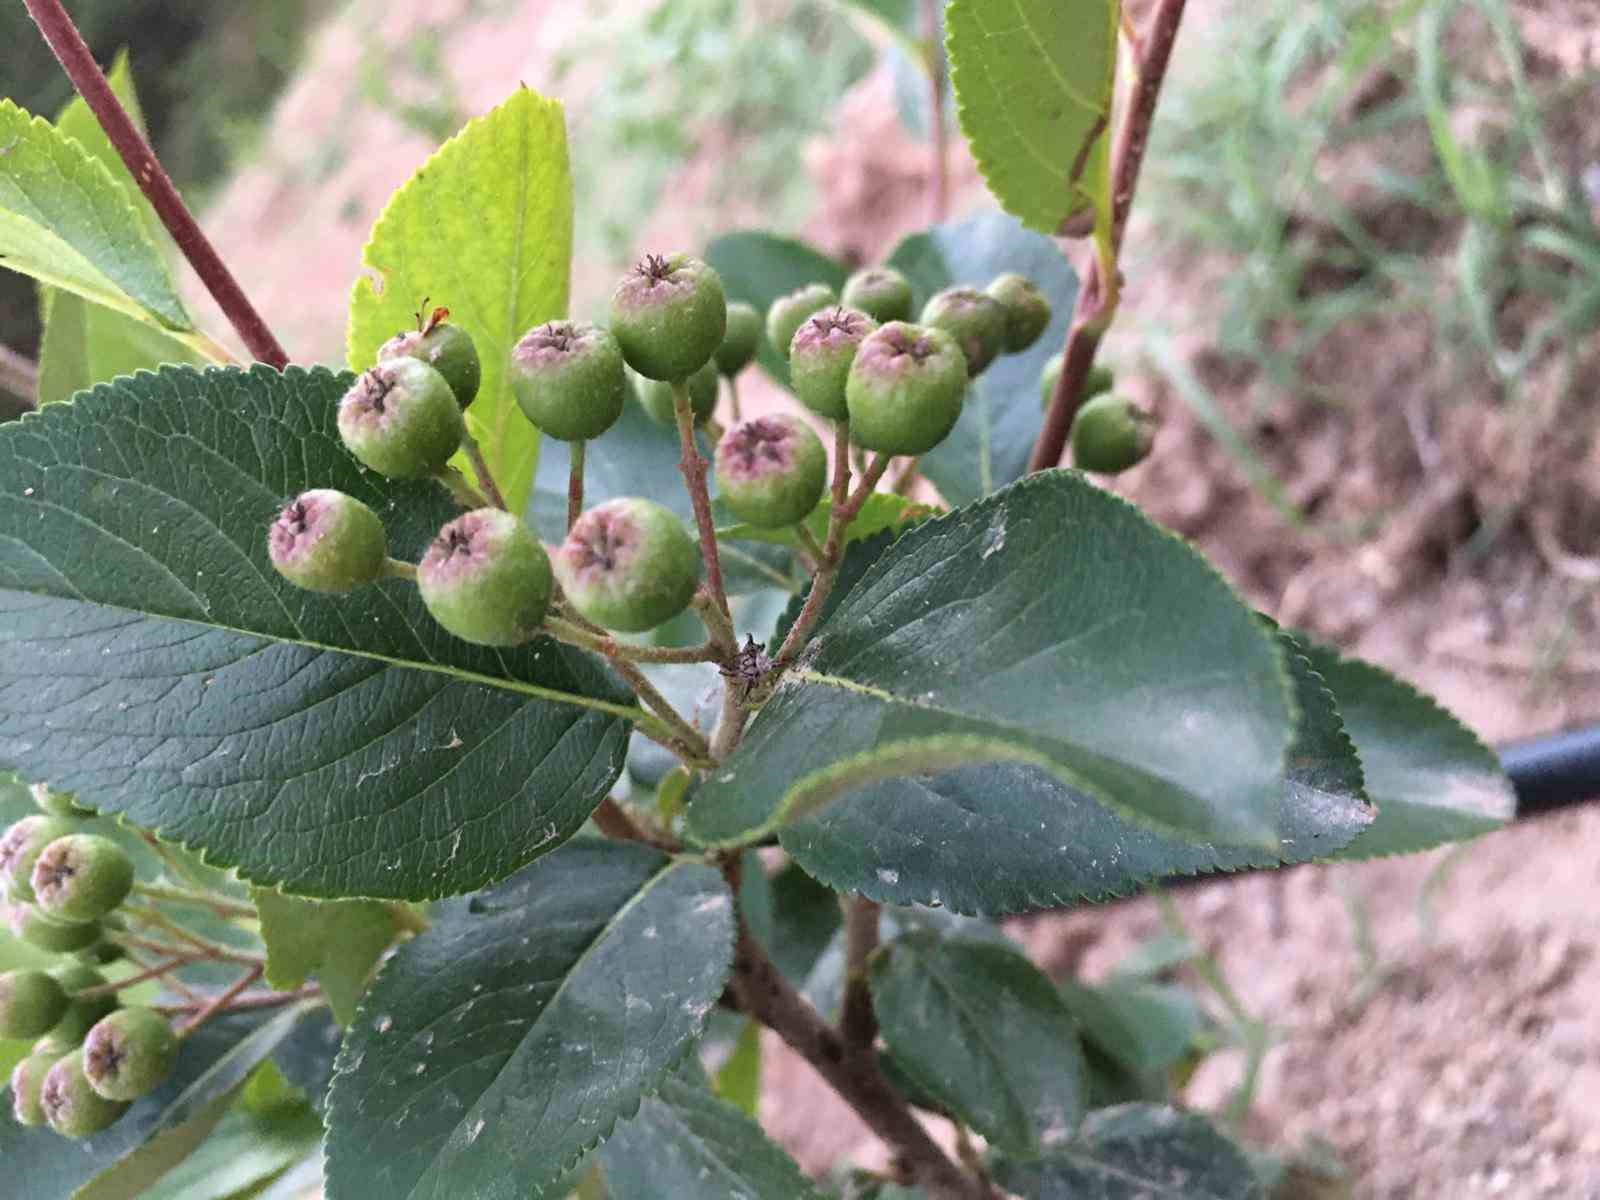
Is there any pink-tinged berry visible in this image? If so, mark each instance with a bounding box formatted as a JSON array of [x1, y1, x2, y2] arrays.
[[42, 1049, 127, 1137], [418, 509, 553, 647], [511, 320, 627, 442], [841, 266, 914, 324], [789, 306, 878, 420], [11, 1047, 66, 1126], [337, 358, 465, 479], [766, 283, 837, 362], [1070, 394, 1158, 474], [985, 273, 1052, 352], [555, 499, 699, 633], [7, 905, 100, 953], [84, 1008, 177, 1101], [715, 415, 828, 529], [920, 287, 1007, 377], [609, 253, 727, 381], [0, 815, 76, 903], [32, 835, 135, 923], [268, 489, 388, 594], [845, 322, 968, 456], [0, 968, 69, 1039], [635, 361, 719, 426], [378, 310, 481, 409], [714, 301, 763, 376]]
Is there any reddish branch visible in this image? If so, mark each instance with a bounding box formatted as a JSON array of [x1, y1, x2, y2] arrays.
[[22, 0, 289, 368], [672, 384, 732, 622], [1027, 0, 1188, 474], [922, 0, 949, 224], [0, 345, 38, 409]]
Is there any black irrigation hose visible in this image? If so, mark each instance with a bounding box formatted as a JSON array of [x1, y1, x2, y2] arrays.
[[1499, 723, 1600, 817]]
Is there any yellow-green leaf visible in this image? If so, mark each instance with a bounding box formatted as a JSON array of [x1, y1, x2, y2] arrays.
[[346, 86, 573, 514], [255, 889, 401, 1026]]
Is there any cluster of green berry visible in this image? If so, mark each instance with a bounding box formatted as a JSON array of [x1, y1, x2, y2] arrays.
[[266, 252, 1068, 645], [1038, 357, 1157, 474], [1, 788, 177, 1138]]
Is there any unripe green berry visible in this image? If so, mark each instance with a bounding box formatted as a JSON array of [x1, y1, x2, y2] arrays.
[[418, 509, 553, 647], [83, 1008, 178, 1101], [11, 1048, 65, 1126], [714, 301, 762, 376], [635, 362, 718, 426], [75, 940, 125, 967], [789, 307, 878, 421], [845, 322, 968, 456], [841, 266, 914, 324], [0, 968, 69, 1038], [985, 273, 1052, 352], [46, 964, 119, 1048], [610, 253, 727, 381], [268, 489, 389, 594], [510, 320, 627, 442], [767, 283, 838, 362], [920, 287, 1007, 377], [1070, 394, 1158, 474], [1038, 355, 1114, 410], [337, 358, 465, 479], [715, 415, 828, 529], [42, 1050, 128, 1137], [0, 815, 77, 903], [7, 905, 100, 953], [555, 499, 699, 633], [30, 783, 90, 819], [379, 318, 481, 409], [32, 835, 135, 923]]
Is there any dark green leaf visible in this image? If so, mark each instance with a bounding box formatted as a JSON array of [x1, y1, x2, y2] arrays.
[[139, 1092, 322, 1200], [598, 1069, 823, 1200], [1056, 980, 1204, 1076], [769, 629, 1371, 915], [870, 932, 1084, 1156], [270, 1007, 342, 1113], [254, 890, 399, 1026], [760, 860, 843, 985], [885, 212, 1079, 506], [323, 841, 734, 1200], [0, 366, 633, 900], [1302, 640, 1515, 857], [991, 1103, 1264, 1199], [689, 470, 1295, 855], [703, 232, 849, 387]]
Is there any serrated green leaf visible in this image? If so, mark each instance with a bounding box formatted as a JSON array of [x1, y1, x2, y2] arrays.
[[255, 890, 399, 1026], [0, 365, 634, 900], [324, 842, 734, 1200], [346, 86, 572, 515], [871, 932, 1085, 1156], [703, 232, 849, 388], [598, 1069, 822, 1200], [759, 616, 1370, 915], [1056, 979, 1204, 1076], [688, 470, 1295, 854], [139, 1095, 321, 1200], [946, 0, 1118, 238], [716, 491, 936, 550], [884, 212, 1079, 505], [1303, 641, 1515, 858], [0, 1003, 319, 1200], [0, 99, 190, 331], [991, 1103, 1264, 1199], [36, 287, 202, 406]]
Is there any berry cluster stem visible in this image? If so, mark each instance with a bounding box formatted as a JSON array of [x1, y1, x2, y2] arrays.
[[131, 882, 257, 921], [839, 895, 881, 1053], [567, 440, 586, 531], [1028, 0, 1188, 474], [435, 465, 491, 511], [671, 383, 731, 620], [175, 964, 264, 1040], [73, 954, 202, 1000], [545, 617, 720, 665], [119, 905, 264, 967], [921, 0, 949, 225], [460, 432, 508, 511], [22, 0, 289, 367]]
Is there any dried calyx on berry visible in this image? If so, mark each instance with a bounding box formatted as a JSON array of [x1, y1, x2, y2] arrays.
[[610, 253, 727, 381], [920, 287, 1007, 378], [0, 969, 69, 1039], [268, 490, 389, 594], [41, 1049, 127, 1137], [554, 498, 699, 633], [841, 266, 914, 325], [379, 304, 482, 409], [635, 361, 719, 426], [985, 273, 1052, 352], [1070, 394, 1158, 474], [1, 815, 77, 903], [714, 300, 763, 377], [845, 322, 968, 456], [510, 320, 627, 442], [715, 415, 828, 529], [83, 1008, 178, 1102], [767, 283, 838, 363], [418, 509, 553, 647], [32, 834, 135, 923], [789, 307, 878, 421], [337, 358, 465, 479]]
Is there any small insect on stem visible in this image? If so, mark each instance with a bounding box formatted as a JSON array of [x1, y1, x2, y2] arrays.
[[719, 635, 773, 701]]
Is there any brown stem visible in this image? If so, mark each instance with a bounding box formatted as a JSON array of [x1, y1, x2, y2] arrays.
[[461, 432, 508, 511], [176, 964, 263, 1039], [0, 345, 38, 409], [591, 796, 676, 850], [725, 374, 742, 423], [22, 0, 288, 368], [728, 920, 986, 1200], [567, 440, 585, 530], [161, 983, 319, 1020], [839, 896, 881, 1053], [74, 955, 200, 1000], [921, 0, 949, 223], [1027, 0, 1188, 474], [672, 383, 730, 617]]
